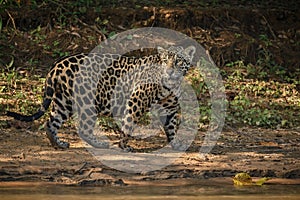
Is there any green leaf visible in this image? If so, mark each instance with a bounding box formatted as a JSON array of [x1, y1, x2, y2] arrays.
[[255, 177, 270, 186], [233, 173, 271, 186], [233, 173, 253, 186]]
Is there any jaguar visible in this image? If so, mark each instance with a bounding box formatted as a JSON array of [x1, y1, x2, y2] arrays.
[[7, 45, 196, 151]]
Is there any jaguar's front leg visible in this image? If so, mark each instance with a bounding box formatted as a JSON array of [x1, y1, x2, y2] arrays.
[[160, 98, 188, 151], [120, 87, 148, 152], [120, 106, 136, 152]]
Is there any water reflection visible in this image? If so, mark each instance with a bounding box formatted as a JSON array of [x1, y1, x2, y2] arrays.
[[0, 184, 300, 200]]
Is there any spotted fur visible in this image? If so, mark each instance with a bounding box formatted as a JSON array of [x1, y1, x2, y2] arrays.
[[7, 45, 195, 151]]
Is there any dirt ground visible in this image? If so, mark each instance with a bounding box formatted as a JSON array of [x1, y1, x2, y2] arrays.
[[0, 124, 299, 185], [0, 1, 300, 186]]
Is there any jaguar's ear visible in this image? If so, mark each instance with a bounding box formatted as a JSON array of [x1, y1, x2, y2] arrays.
[[184, 45, 196, 59], [157, 46, 165, 54]]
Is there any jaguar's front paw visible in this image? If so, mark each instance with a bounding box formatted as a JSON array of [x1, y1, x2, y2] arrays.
[[88, 140, 109, 149], [119, 139, 134, 152], [80, 135, 109, 149], [170, 138, 190, 151], [56, 141, 70, 149]]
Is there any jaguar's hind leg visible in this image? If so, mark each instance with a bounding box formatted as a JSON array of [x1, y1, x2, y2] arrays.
[[76, 104, 109, 149], [45, 113, 70, 149], [74, 80, 109, 149], [45, 95, 72, 149]]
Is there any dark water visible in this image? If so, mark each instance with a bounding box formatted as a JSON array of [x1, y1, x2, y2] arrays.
[[1, 184, 300, 200]]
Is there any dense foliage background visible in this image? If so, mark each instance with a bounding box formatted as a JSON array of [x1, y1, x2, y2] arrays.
[[0, 0, 299, 129]]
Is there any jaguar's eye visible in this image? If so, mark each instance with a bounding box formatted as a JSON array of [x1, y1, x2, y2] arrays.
[[175, 60, 182, 66]]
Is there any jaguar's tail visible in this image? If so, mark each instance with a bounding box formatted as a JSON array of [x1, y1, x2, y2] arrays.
[[6, 98, 52, 122]]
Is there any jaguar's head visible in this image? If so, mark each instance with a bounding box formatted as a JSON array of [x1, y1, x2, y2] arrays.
[[158, 45, 196, 80]]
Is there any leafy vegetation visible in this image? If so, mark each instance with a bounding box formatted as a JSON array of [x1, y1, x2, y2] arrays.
[[222, 57, 299, 128], [233, 172, 270, 186], [187, 58, 299, 129], [0, 0, 299, 131]]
